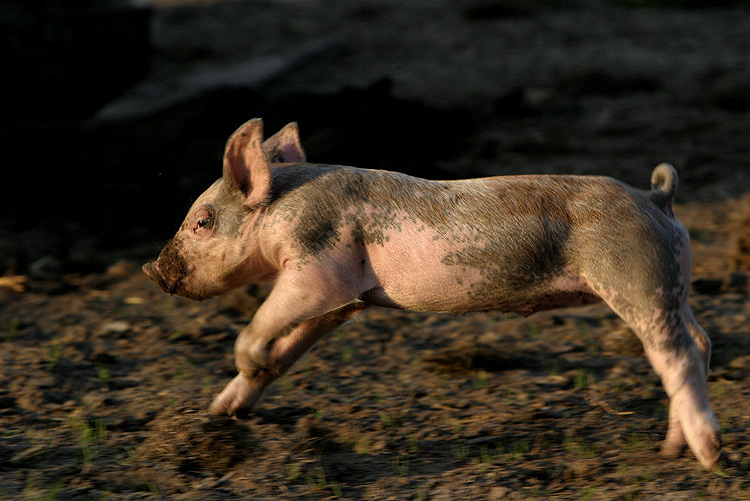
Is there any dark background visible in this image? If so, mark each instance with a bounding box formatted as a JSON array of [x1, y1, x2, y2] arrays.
[[2, 0, 749, 278]]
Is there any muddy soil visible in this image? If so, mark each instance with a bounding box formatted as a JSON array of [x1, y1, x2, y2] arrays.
[[2, 0, 750, 499]]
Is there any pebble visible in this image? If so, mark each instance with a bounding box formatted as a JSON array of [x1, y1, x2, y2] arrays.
[[103, 321, 131, 334]]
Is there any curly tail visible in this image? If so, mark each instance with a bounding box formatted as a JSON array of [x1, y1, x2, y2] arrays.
[[650, 163, 678, 216]]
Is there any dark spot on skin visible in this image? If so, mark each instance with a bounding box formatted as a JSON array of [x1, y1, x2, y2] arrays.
[[441, 212, 571, 305], [297, 219, 339, 255]]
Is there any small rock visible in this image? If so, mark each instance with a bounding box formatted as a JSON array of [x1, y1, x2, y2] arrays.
[[103, 321, 131, 334]]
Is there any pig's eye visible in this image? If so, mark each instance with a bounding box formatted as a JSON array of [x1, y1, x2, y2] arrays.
[[193, 208, 214, 232]]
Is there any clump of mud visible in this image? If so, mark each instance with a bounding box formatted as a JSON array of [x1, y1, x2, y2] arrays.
[[130, 408, 256, 488]]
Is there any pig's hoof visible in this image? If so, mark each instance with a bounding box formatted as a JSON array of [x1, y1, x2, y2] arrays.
[[659, 441, 685, 458], [208, 375, 257, 416], [692, 431, 722, 470]]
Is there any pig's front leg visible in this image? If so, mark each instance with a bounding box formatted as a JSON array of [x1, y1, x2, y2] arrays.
[[209, 303, 368, 416], [233, 269, 361, 374]]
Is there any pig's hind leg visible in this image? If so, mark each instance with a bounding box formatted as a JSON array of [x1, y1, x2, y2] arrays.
[[209, 303, 368, 416], [596, 286, 720, 469], [660, 305, 713, 459]]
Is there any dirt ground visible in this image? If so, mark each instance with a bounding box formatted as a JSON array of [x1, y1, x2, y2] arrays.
[[2, 0, 750, 499]]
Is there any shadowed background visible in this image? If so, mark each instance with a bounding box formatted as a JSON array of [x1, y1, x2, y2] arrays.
[[2, 0, 750, 278]]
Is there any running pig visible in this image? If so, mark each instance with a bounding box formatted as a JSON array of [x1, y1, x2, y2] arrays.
[[143, 118, 721, 469]]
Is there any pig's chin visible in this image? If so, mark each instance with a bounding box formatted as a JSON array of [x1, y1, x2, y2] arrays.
[[172, 285, 213, 302], [170, 275, 225, 302]]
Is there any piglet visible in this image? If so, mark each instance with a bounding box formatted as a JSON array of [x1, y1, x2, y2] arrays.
[[143, 118, 721, 469]]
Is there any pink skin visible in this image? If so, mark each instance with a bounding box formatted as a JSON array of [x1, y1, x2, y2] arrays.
[[143, 119, 721, 470]]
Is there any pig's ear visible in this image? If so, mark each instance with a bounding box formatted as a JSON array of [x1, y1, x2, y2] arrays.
[[223, 118, 272, 208], [262, 122, 306, 163]]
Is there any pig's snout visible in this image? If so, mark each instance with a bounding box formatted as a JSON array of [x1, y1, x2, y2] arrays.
[[142, 258, 182, 296], [142, 261, 169, 293], [141, 240, 203, 299], [142, 261, 159, 283]]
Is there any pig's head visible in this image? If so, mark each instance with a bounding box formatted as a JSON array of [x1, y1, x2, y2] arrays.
[[142, 118, 306, 300]]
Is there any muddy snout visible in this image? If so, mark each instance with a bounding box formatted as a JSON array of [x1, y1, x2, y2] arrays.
[[142, 261, 168, 292], [141, 261, 158, 282], [142, 259, 182, 296], [142, 240, 194, 298]]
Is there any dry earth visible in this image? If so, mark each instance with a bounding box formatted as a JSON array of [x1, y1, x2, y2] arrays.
[[2, 0, 750, 499]]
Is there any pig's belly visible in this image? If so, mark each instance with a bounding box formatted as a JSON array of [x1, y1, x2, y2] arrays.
[[362, 248, 601, 316], [362, 280, 601, 316]]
